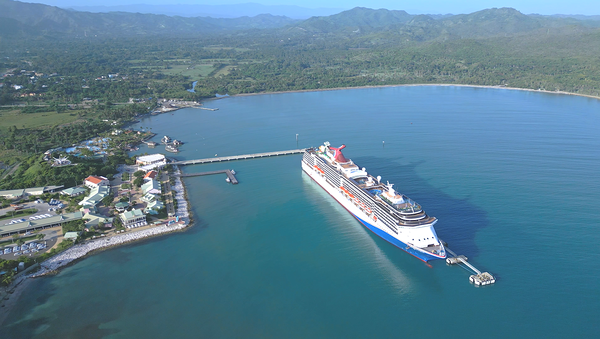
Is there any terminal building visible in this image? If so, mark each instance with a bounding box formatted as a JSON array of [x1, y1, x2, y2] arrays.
[[0, 211, 83, 237], [136, 154, 166, 172], [0, 185, 64, 199]]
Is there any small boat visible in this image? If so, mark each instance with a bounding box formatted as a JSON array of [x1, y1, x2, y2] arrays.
[[165, 145, 179, 153], [225, 177, 231, 183], [231, 169, 236, 175], [161, 135, 171, 144]]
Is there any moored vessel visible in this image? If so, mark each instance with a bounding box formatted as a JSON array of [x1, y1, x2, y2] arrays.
[[165, 145, 179, 153], [302, 142, 446, 262]]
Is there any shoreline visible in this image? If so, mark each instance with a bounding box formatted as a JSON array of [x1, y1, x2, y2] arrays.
[[204, 83, 600, 101], [0, 167, 192, 327]]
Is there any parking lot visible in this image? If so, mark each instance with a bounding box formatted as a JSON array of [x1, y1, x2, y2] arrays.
[[0, 227, 60, 260], [0, 200, 60, 224]]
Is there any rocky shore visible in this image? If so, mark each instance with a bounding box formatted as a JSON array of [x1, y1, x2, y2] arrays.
[[31, 222, 188, 277]]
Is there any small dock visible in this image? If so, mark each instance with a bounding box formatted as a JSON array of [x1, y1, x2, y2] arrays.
[[198, 107, 219, 111], [444, 245, 495, 286], [171, 149, 306, 166], [176, 169, 238, 184]]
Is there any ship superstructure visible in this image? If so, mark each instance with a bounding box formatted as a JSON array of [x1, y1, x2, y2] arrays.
[[302, 142, 446, 262]]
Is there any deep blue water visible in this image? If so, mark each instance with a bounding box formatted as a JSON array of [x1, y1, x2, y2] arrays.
[[2, 86, 600, 338]]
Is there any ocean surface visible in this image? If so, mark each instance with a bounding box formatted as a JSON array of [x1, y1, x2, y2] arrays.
[[2, 86, 599, 338]]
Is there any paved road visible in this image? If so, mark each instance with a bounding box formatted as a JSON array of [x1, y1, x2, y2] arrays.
[[162, 171, 175, 217], [0, 162, 20, 181]]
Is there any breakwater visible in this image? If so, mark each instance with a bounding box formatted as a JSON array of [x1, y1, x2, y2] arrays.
[[30, 223, 188, 277]]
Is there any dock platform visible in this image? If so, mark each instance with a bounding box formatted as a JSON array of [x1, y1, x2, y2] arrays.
[[444, 245, 495, 287]]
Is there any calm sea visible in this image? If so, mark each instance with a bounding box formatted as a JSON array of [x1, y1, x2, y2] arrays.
[[2, 86, 599, 338]]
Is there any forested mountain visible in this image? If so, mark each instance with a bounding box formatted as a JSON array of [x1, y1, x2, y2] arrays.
[[0, 0, 298, 37], [2, 1, 600, 166], [292, 7, 600, 41], [69, 3, 344, 20], [297, 7, 414, 33], [2, 1, 599, 39]]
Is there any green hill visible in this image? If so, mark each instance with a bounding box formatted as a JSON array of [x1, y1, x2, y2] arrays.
[[0, 0, 298, 37]]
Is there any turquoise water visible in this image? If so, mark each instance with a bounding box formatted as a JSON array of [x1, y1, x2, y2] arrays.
[[2, 86, 600, 338]]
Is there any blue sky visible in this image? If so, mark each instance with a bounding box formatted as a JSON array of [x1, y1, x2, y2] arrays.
[[31, 0, 600, 15]]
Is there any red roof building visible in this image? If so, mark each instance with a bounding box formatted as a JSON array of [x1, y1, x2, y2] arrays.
[[84, 175, 109, 189], [143, 171, 158, 181]]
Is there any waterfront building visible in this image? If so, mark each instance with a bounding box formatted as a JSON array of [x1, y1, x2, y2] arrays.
[[119, 209, 147, 228], [83, 213, 114, 229], [84, 175, 109, 189], [136, 154, 166, 172]]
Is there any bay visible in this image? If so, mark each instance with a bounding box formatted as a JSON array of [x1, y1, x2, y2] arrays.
[[2, 86, 599, 338]]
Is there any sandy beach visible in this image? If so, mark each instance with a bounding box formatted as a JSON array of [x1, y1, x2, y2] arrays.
[[221, 83, 600, 101]]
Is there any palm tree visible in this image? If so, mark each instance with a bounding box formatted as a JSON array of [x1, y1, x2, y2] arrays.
[[37, 233, 45, 241]]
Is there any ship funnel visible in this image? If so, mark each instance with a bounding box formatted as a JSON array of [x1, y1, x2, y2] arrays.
[[376, 176, 381, 183]]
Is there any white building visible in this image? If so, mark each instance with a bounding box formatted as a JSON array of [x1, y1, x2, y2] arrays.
[[136, 154, 167, 171], [84, 175, 109, 189]]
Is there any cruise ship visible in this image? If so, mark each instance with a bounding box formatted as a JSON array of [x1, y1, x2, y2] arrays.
[[302, 142, 446, 262]]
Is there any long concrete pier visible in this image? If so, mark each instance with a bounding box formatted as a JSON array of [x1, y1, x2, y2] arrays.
[[175, 169, 238, 184], [171, 149, 306, 166]]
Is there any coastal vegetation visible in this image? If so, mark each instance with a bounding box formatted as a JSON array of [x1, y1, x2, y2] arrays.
[[1, 3, 600, 181]]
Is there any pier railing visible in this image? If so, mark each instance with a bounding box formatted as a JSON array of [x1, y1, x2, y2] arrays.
[[171, 149, 306, 166]]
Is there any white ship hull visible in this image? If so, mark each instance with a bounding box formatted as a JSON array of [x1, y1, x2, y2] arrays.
[[302, 148, 445, 262]]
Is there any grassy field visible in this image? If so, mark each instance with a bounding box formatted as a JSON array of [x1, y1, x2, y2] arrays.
[[214, 65, 236, 77], [0, 109, 82, 129], [203, 47, 251, 52], [161, 64, 215, 78]]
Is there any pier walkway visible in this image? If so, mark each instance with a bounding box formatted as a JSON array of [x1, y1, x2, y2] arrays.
[[444, 245, 496, 286], [171, 149, 306, 166], [175, 169, 238, 184]]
